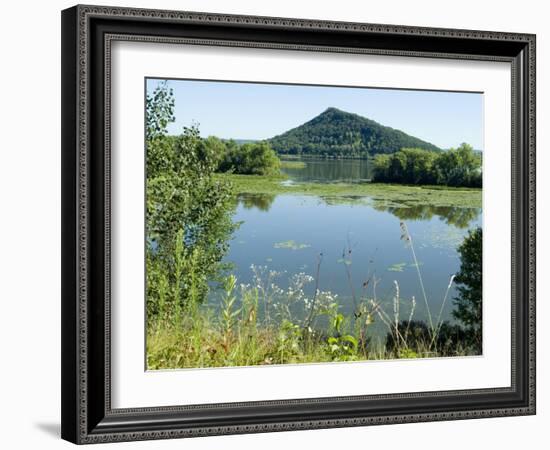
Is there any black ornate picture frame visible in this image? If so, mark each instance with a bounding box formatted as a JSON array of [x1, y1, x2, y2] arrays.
[[61, 4, 536, 444]]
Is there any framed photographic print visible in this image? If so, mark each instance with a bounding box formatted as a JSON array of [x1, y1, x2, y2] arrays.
[[61, 5, 536, 444]]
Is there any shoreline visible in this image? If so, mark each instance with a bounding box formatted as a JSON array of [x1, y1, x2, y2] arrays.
[[217, 173, 482, 209]]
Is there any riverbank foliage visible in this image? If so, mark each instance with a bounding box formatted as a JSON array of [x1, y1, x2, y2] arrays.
[[453, 227, 483, 352], [146, 83, 238, 318], [147, 302, 473, 369], [373, 144, 482, 187]]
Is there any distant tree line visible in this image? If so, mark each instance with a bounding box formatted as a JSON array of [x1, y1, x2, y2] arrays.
[[372, 144, 482, 187]]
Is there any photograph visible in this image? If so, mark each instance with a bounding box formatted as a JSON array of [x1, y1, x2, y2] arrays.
[[145, 78, 484, 370], [55, 3, 536, 445]]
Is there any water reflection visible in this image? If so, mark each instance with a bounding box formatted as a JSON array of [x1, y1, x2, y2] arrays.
[[236, 193, 276, 211], [226, 194, 478, 328], [237, 193, 480, 229], [373, 203, 481, 229], [281, 157, 373, 183]]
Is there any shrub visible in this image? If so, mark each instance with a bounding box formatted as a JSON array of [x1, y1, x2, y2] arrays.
[[453, 227, 482, 352]]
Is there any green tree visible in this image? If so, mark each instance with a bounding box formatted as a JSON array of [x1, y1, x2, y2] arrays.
[[388, 151, 407, 181], [400, 148, 437, 184], [219, 141, 281, 175], [146, 83, 238, 323], [372, 154, 391, 181], [201, 136, 227, 168], [146, 81, 175, 141], [452, 227, 482, 352], [433, 143, 481, 187]]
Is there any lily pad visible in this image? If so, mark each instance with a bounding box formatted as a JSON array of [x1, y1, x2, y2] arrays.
[[387, 262, 407, 272], [273, 240, 311, 250], [337, 258, 352, 265]]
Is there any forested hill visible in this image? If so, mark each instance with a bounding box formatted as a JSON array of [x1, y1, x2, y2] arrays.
[[268, 107, 440, 157]]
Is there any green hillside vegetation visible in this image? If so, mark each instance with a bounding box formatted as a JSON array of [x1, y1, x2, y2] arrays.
[[268, 107, 441, 157], [372, 144, 482, 187]]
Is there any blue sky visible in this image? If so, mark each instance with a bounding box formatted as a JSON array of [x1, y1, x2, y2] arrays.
[[147, 78, 483, 150]]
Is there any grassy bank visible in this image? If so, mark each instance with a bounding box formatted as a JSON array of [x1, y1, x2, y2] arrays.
[[147, 274, 473, 370], [147, 315, 465, 369], [217, 173, 482, 209]]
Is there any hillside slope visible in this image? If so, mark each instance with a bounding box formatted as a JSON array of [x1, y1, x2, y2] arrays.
[[268, 107, 440, 157]]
